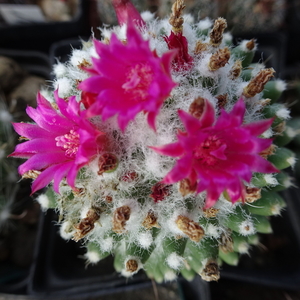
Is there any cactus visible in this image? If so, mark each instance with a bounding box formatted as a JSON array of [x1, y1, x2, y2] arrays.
[[225, 0, 286, 34], [10, 0, 297, 283], [0, 96, 19, 231]]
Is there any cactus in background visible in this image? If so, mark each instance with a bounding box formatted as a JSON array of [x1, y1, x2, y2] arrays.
[[10, 0, 297, 283], [0, 96, 19, 231], [224, 0, 286, 34]]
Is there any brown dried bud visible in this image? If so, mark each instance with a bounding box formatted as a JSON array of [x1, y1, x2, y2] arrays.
[[216, 94, 228, 109], [98, 153, 118, 175], [245, 187, 261, 203], [200, 260, 220, 282], [150, 182, 171, 202], [208, 47, 230, 71], [260, 144, 276, 159], [229, 60, 242, 79], [169, 0, 186, 32], [21, 170, 41, 180], [73, 207, 102, 241], [142, 210, 160, 229], [194, 40, 208, 54], [112, 205, 131, 234], [243, 68, 275, 98], [176, 215, 205, 242], [188, 97, 205, 119], [209, 17, 227, 47], [246, 39, 256, 51], [219, 232, 234, 253], [273, 121, 286, 135], [126, 259, 139, 273], [78, 58, 92, 69], [203, 208, 220, 218], [179, 178, 197, 196]]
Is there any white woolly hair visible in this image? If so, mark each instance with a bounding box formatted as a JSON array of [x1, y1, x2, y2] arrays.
[[141, 11, 155, 22], [276, 106, 290, 120], [166, 252, 184, 270], [197, 17, 212, 30], [54, 77, 73, 98], [53, 62, 67, 78], [60, 221, 75, 240], [275, 79, 287, 92], [164, 270, 177, 281], [70, 49, 91, 67], [85, 251, 101, 264], [239, 219, 256, 236], [136, 231, 153, 249], [36, 194, 50, 211], [263, 174, 279, 186]]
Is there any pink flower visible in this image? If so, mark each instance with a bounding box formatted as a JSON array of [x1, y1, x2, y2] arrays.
[[112, 0, 145, 27], [79, 21, 177, 131], [164, 31, 193, 71], [151, 98, 278, 208], [9, 92, 106, 194]]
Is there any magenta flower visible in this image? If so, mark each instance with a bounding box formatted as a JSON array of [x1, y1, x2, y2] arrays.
[[112, 0, 145, 27], [79, 21, 177, 131], [151, 98, 278, 208], [164, 31, 193, 71], [9, 92, 106, 194]]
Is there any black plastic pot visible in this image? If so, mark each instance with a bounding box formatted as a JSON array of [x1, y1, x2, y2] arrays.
[[0, 48, 51, 79], [0, 49, 51, 295], [0, 0, 90, 53]]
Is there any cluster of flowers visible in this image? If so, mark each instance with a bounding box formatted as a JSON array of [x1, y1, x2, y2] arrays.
[[9, 0, 294, 282]]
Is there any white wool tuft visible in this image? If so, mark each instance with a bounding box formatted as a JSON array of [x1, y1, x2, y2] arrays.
[[85, 251, 101, 264], [101, 237, 114, 252], [137, 231, 153, 249], [141, 11, 155, 22], [53, 63, 67, 78], [261, 128, 273, 138], [197, 17, 212, 30], [239, 220, 256, 236], [70, 49, 91, 67], [36, 194, 50, 211], [264, 174, 278, 186], [276, 107, 290, 120], [60, 221, 75, 240], [166, 252, 184, 270], [287, 156, 296, 168], [183, 14, 194, 24], [164, 270, 177, 281], [275, 79, 287, 92], [55, 77, 73, 98]]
